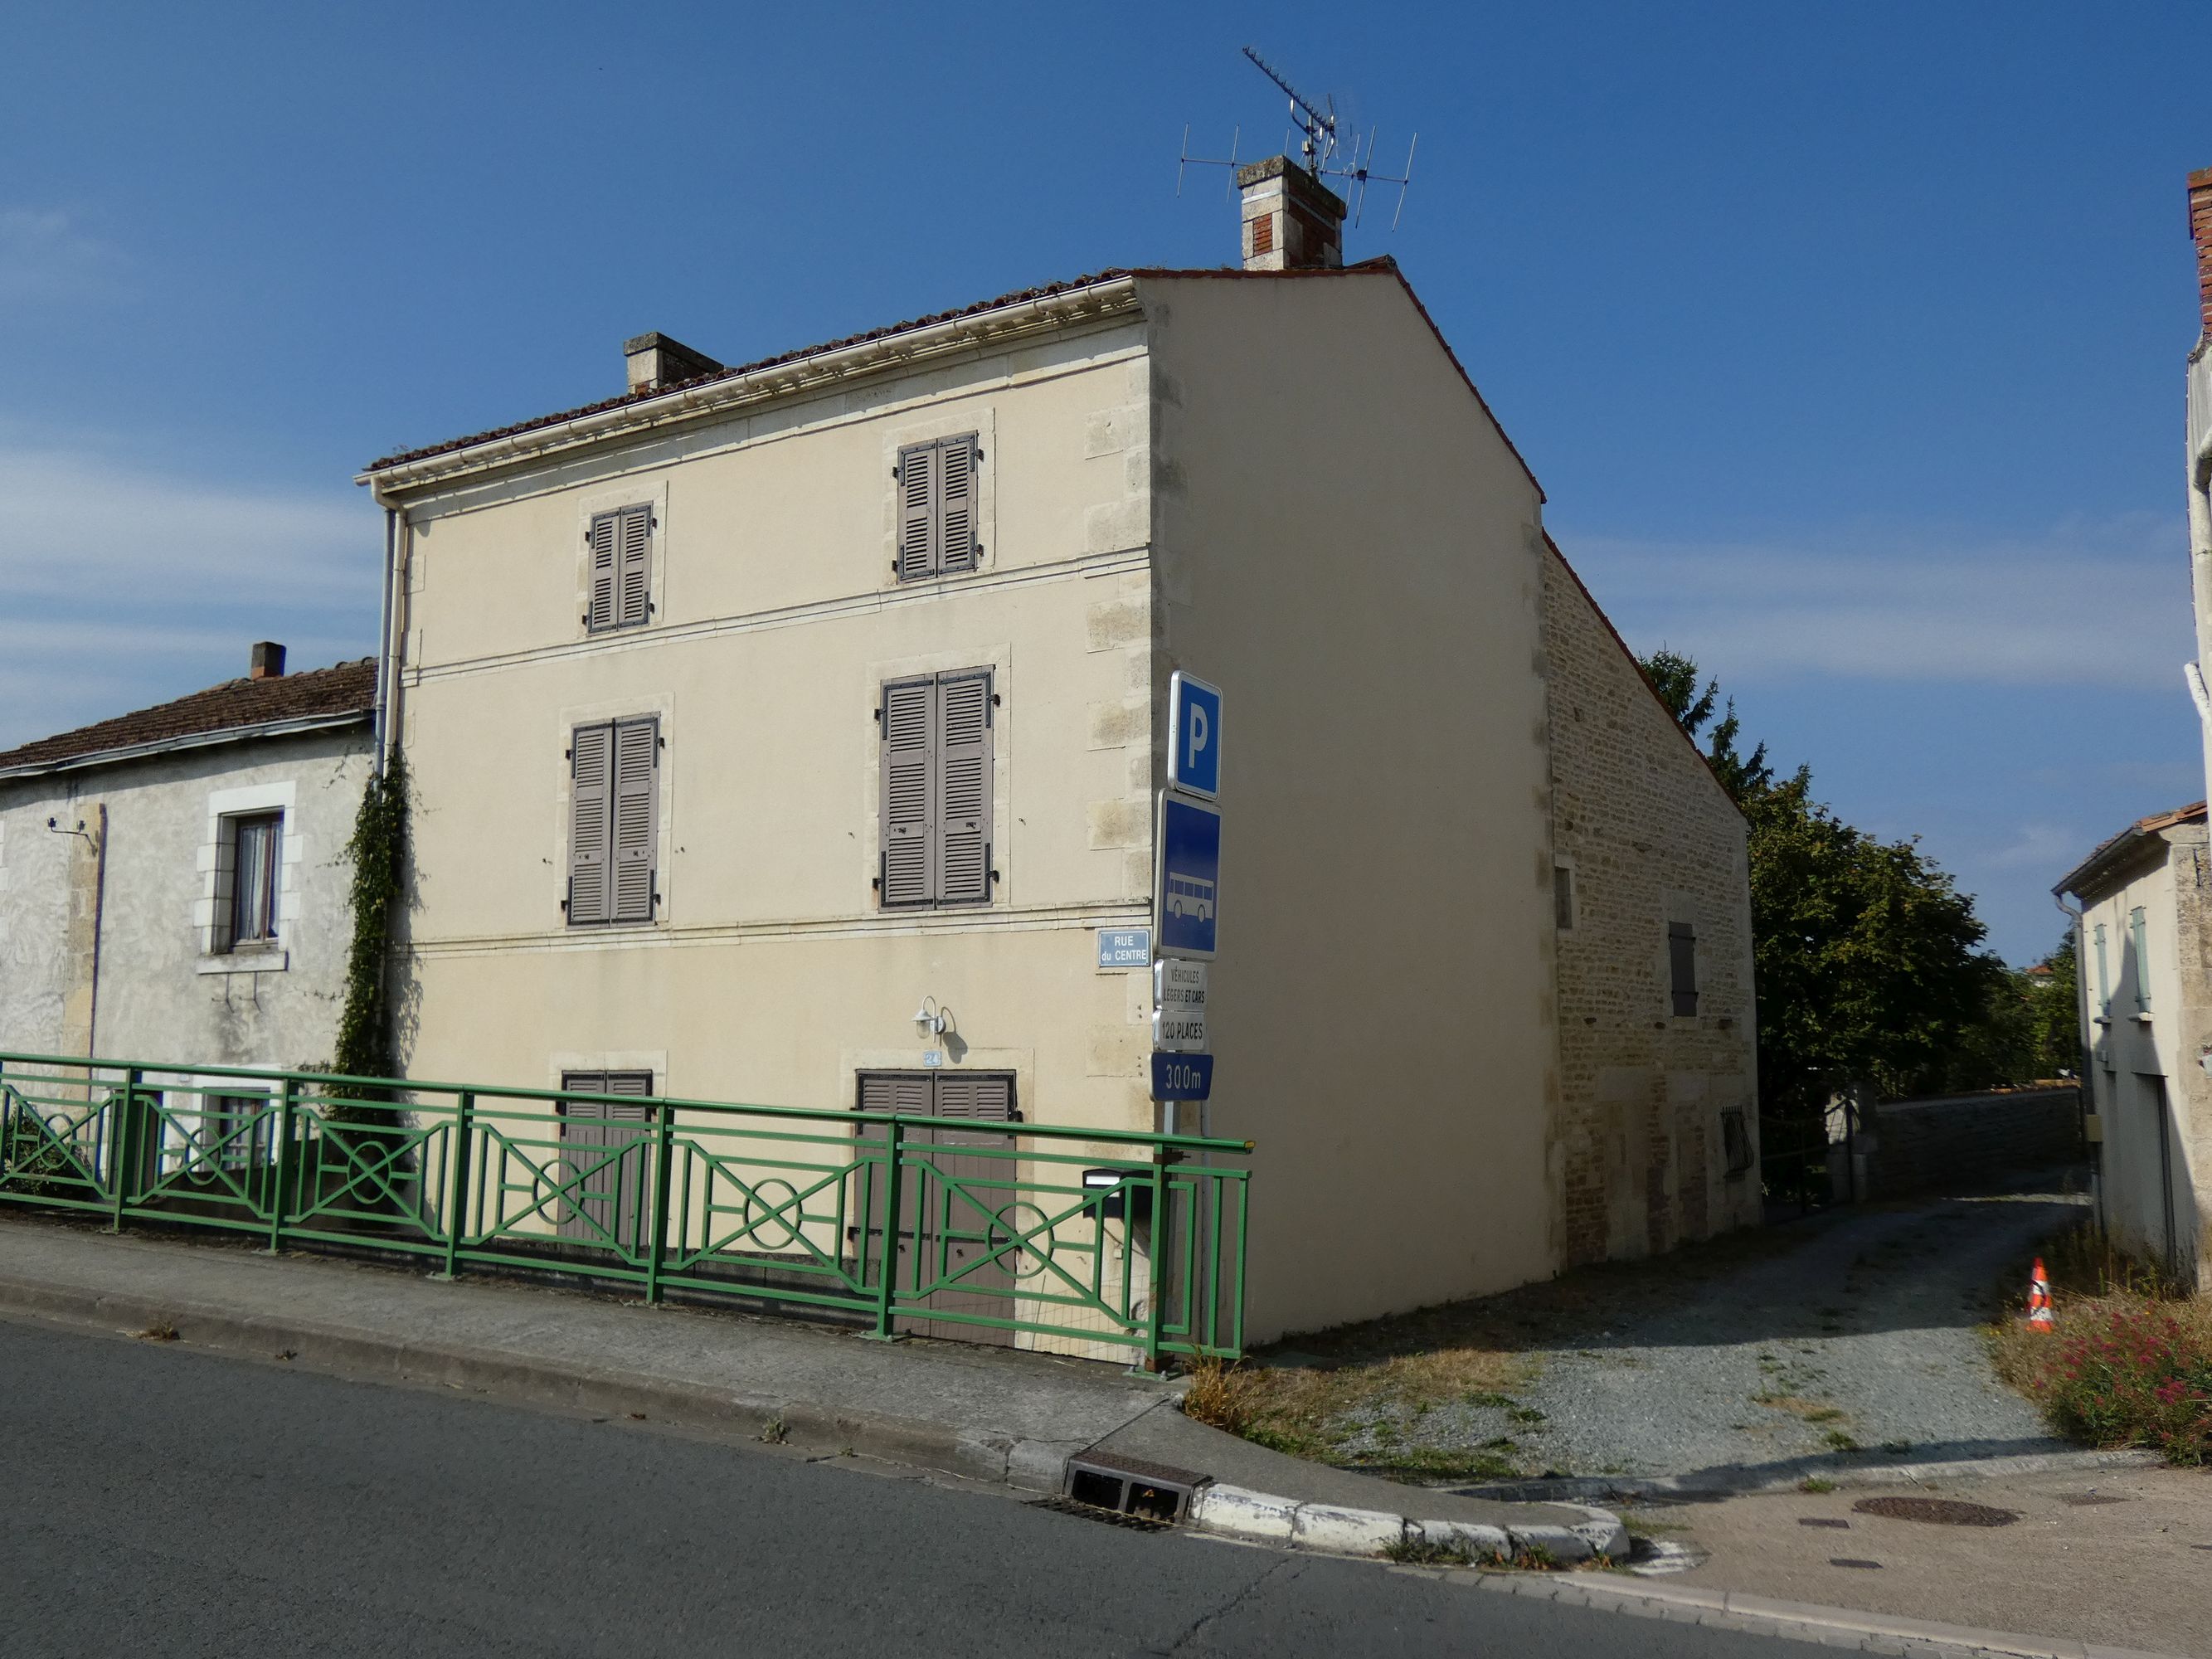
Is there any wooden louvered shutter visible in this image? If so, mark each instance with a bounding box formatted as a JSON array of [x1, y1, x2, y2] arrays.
[[616, 504, 652, 627], [938, 436, 977, 572], [934, 1072, 1013, 1121], [936, 670, 993, 905], [568, 722, 613, 924], [896, 443, 936, 581], [605, 1070, 653, 1097], [880, 678, 934, 907], [586, 513, 619, 630], [859, 1072, 931, 1115], [610, 718, 659, 923]]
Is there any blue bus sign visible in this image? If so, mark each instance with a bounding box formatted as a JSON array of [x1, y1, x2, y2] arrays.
[[1169, 672, 1222, 800], [1156, 791, 1221, 959], [1150, 1050, 1214, 1102]]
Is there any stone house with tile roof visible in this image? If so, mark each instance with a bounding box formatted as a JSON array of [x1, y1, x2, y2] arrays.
[[0, 647, 375, 1074], [358, 158, 1757, 1343]]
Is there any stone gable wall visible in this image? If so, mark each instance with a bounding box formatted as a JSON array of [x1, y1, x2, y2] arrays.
[[1542, 544, 1762, 1266]]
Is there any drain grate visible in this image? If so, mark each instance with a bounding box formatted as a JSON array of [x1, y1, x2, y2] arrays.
[[1798, 1517, 1850, 1529], [1830, 1558, 1884, 1570], [1063, 1450, 1209, 1524], [1028, 1494, 1174, 1532], [1854, 1496, 2017, 1528], [2060, 1493, 2131, 1507]]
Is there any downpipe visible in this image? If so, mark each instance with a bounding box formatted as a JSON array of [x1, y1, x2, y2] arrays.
[[2052, 888, 2099, 1231]]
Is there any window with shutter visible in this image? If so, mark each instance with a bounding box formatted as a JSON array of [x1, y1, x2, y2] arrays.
[[611, 718, 659, 923], [936, 670, 992, 905], [880, 678, 935, 907], [892, 435, 980, 581], [587, 504, 653, 632], [1668, 920, 1699, 1018], [877, 669, 993, 909], [568, 717, 658, 927], [567, 723, 614, 925]]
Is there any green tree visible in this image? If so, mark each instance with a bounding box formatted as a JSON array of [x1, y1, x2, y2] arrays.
[[1638, 650, 2008, 1114]]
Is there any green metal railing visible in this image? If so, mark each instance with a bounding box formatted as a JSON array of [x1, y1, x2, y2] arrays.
[[0, 1051, 1252, 1364]]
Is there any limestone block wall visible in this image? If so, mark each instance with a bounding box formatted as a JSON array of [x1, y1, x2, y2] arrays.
[[1542, 542, 1761, 1266]]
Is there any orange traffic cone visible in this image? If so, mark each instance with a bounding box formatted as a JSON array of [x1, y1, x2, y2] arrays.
[[2026, 1258, 2054, 1333]]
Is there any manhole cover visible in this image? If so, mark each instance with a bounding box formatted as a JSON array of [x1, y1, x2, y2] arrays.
[[1853, 1496, 2017, 1527]]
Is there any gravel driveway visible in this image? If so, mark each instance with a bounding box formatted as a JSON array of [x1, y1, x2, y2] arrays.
[[1433, 1186, 2088, 1486]]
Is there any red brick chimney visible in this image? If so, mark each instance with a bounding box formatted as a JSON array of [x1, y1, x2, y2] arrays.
[[2190, 168, 2212, 339], [250, 641, 285, 680]]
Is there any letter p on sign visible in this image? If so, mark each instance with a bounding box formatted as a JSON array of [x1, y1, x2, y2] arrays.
[[1169, 672, 1222, 800]]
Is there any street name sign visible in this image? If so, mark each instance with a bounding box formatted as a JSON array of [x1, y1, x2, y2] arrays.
[[1168, 671, 1222, 800], [1156, 791, 1221, 960], [1096, 927, 1151, 970]]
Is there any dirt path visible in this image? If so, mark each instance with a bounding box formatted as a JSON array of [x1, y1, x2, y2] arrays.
[[1252, 1177, 2093, 1489], [1446, 1189, 2090, 1485]]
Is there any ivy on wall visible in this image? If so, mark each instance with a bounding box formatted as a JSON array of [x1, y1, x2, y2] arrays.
[[330, 748, 409, 1088]]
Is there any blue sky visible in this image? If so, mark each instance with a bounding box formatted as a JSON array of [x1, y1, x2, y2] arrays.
[[2, 2, 2205, 963]]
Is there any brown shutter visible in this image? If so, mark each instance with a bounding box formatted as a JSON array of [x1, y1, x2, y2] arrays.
[[936, 670, 993, 905], [561, 1071, 606, 1094], [1669, 922, 1699, 1017], [880, 678, 934, 907], [938, 436, 977, 572], [611, 717, 659, 923], [896, 443, 936, 581], [605, 1070, 653, 1096], [934, 1072, 1014, 1121], [586, 512, 619, 631], [568, 722, 613, 924], [859, 1072, 932, 1114], [616, 504, 652, 627]]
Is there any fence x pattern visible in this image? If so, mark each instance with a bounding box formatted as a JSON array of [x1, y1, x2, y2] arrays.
[[0, 1053, 1249, 1362]]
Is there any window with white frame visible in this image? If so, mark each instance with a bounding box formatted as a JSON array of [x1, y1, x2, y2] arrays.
[[217, 811, 283, 952]]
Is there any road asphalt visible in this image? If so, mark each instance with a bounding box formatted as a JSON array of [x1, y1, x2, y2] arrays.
[[0, 1316, 1833, 1659]]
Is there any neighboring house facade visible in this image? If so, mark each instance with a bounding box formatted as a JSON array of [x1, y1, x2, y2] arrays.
[[2055, 803, 2210, 1287], [358, 158, 1757, 1342], [0, 647, 375, 1073]]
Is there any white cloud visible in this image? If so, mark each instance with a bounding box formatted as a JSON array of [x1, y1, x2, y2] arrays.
[[1558, 514, 2193, 690], [0, 209, 121, 304], [0, 443, 377, 751]]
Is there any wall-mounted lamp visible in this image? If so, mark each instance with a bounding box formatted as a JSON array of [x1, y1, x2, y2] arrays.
[[46, 817, 92, 843], [912, 995, 949, 1038]]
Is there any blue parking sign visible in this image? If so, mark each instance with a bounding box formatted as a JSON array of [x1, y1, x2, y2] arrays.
[[1157, 791, 1220, 959], [1169, 672, 1221, 800]]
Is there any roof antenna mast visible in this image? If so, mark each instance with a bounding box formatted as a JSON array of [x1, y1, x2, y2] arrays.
[[1179, 46, 1417, 230]]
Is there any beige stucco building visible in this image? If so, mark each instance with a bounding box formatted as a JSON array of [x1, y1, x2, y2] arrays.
[[2056, 804, 2210, 1287], [359, 159, 1758, 1342]]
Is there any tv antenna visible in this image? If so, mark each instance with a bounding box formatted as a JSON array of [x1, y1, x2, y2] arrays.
[[1179, 46, 1417, 230]]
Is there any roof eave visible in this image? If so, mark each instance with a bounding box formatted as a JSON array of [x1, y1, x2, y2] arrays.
[[0, 708, 372, 784], [358, 275, 1145, 499]]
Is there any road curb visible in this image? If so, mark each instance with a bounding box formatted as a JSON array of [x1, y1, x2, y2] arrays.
[[1452, 1570, 2181, 1659], [1187, 1481, 1630, 1563], [0, 1272, 1077, 1491], [1461, 1446, 2165, 1505]]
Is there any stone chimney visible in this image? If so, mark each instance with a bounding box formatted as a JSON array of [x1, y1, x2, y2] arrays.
[[623, 332, 723, 395], [250, 641, 285, 680], [2190, 168, 2212, 340], [1237, 156, 1347, 272]]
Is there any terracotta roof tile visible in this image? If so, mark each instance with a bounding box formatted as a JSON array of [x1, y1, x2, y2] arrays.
[[0, 659, 376, 776]]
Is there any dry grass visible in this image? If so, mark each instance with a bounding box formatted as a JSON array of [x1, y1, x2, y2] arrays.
[[1986, 1221, 2212, 1466]]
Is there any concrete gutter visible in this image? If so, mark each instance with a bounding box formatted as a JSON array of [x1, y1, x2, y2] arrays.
[[1461, 1445, 2163, 1506]]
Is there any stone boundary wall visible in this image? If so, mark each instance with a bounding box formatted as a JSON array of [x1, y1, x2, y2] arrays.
[[1870, 1087, 2083, 1194]]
